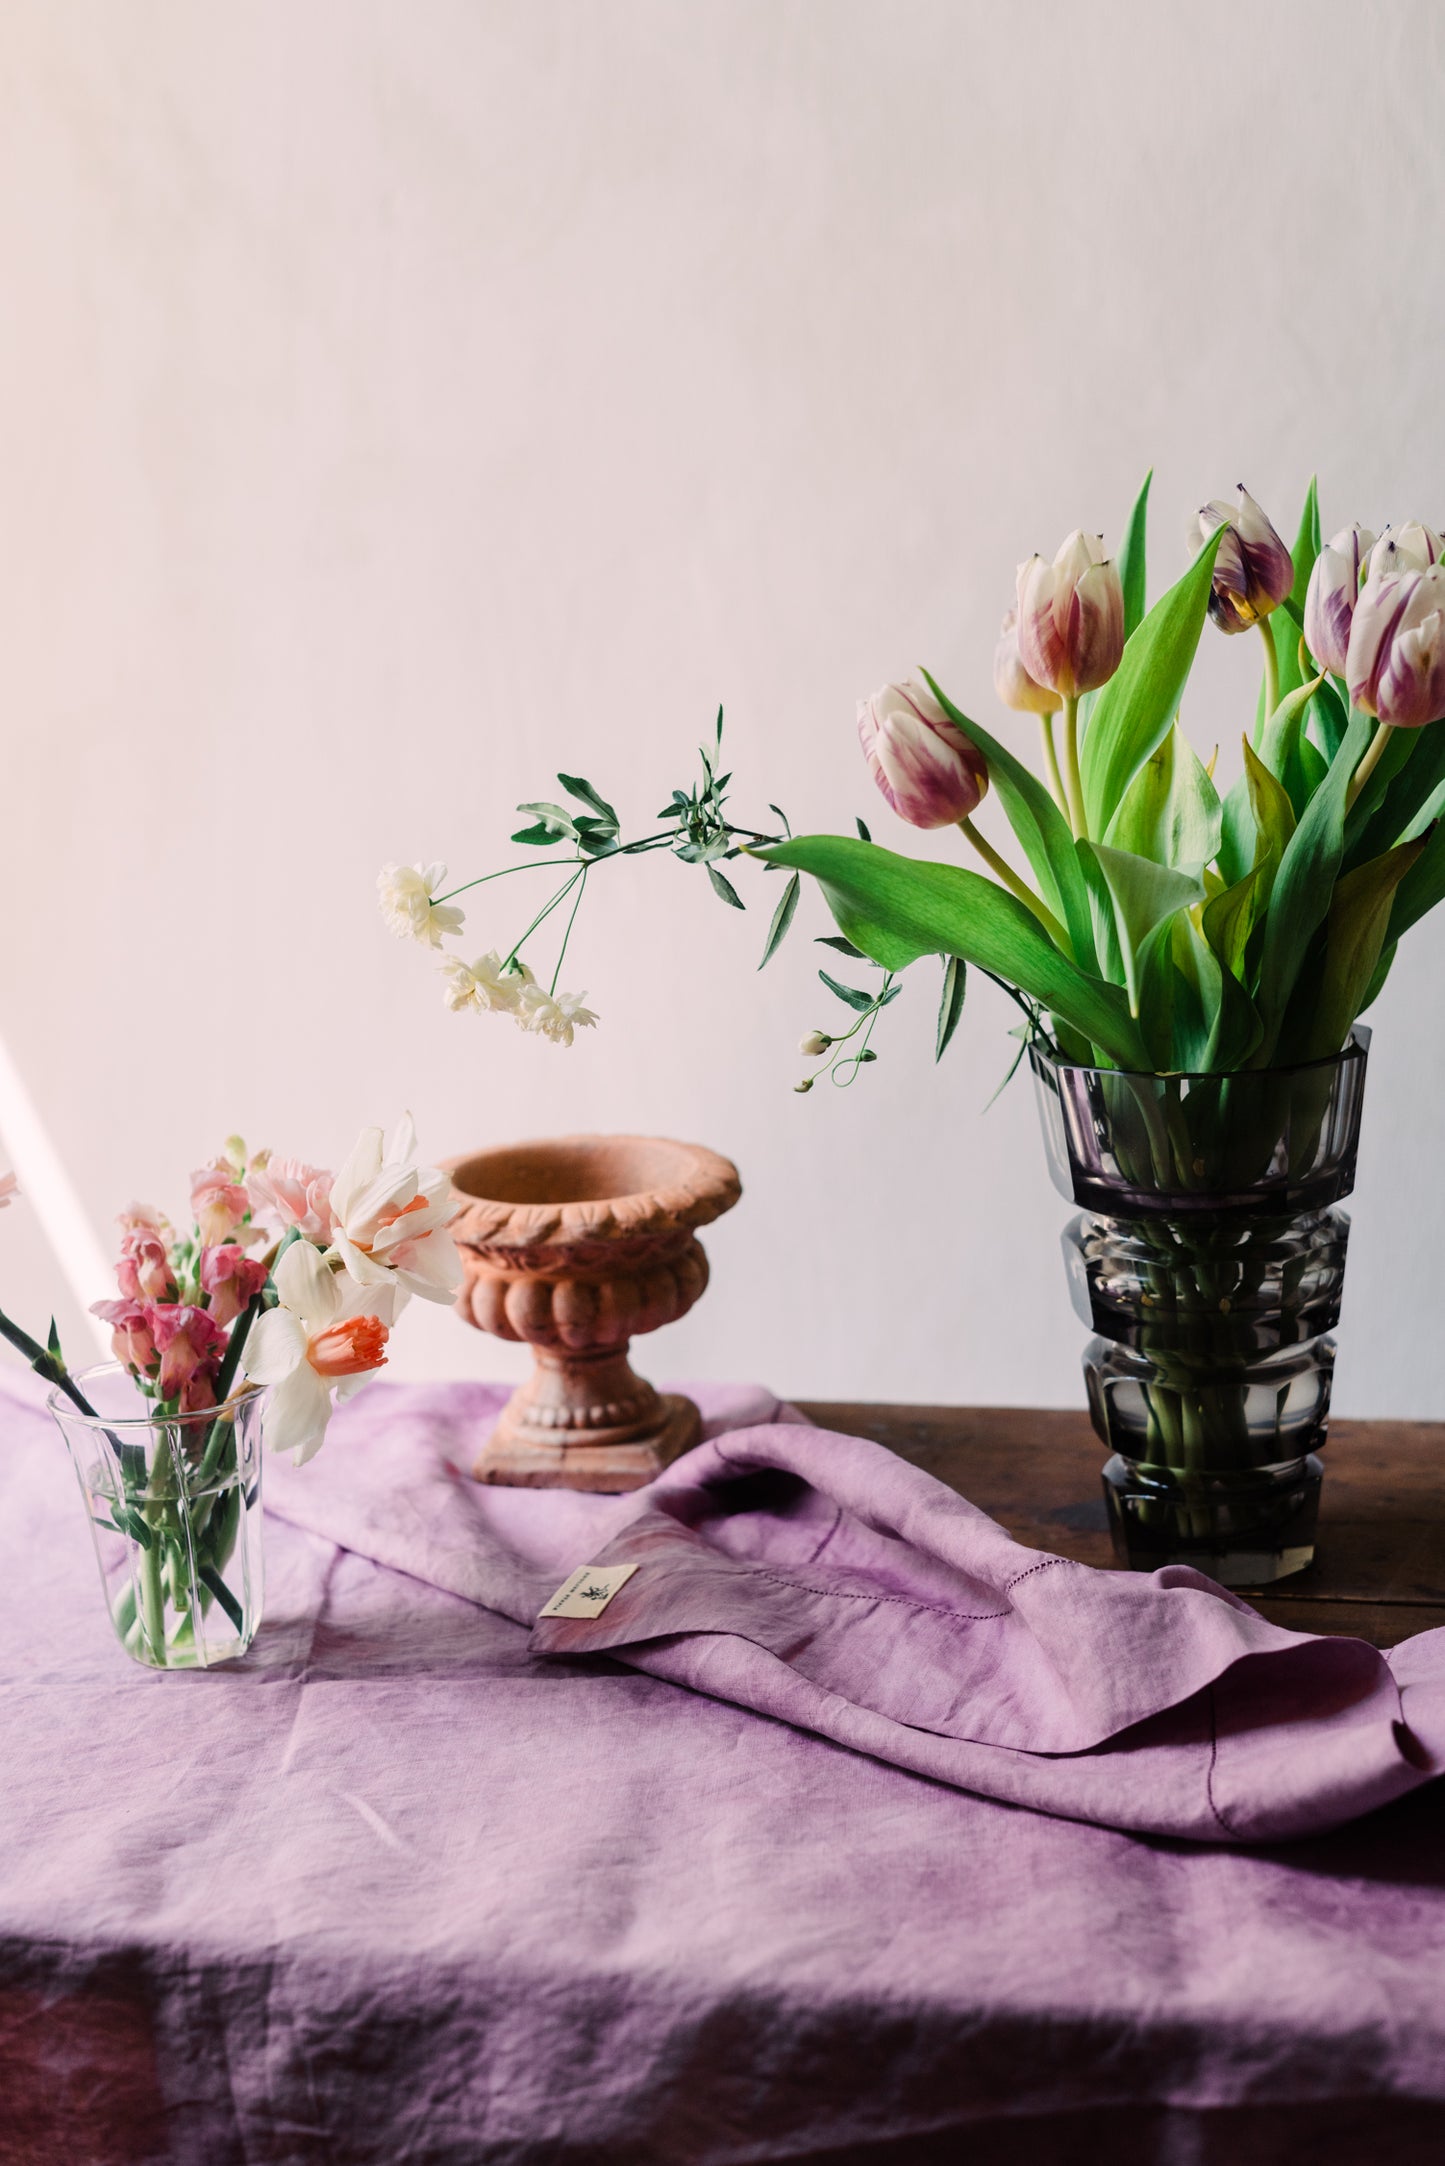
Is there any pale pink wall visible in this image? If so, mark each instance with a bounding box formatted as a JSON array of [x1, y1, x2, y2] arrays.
[[1, 0, 1442, 1410]]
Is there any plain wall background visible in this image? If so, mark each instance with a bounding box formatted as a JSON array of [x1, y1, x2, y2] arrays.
[[2, 0, 1443, 1412]]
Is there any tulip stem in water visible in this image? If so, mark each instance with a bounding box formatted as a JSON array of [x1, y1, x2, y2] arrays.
[[957, 819, 1068, 948], [1257, 618, 1280, 728], [1061, 697, 1089, 841], [1039, 714, 1069, 818], [1345, 722, 1395, 813]]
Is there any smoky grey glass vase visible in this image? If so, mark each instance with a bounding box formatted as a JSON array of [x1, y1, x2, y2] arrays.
[[1030, 1030, 1369, 1587]]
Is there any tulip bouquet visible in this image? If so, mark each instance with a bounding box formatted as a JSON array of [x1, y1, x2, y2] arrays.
[[1, 1120, 461, 1666], [384, 475, 1445, 1101]]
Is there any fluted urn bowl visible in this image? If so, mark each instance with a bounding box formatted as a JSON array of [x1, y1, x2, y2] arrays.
[[446, 1134, 742, 1491]]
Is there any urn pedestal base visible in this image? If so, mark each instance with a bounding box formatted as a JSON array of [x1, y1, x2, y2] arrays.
[[474, 1359, 701, 1491]]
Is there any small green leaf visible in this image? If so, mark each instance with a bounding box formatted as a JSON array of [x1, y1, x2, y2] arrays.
[[47, 1317, 62, 1362], [819, 968, 875, 1013], [758, 873, 800, 968], [515, 800, 580, 841], [707, 865, 746, 911], [816, 934, 867, 958], [1117, 468, 1152, 640], [768, 803, 792, 838], [855, 816, 873, 843], [1081, 525, 1227, 839], [935, 955, 967, 1061], [557, 774, 619, 826]]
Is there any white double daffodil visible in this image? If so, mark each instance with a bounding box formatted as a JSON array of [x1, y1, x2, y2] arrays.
[[324, 1114, 463, 1305]]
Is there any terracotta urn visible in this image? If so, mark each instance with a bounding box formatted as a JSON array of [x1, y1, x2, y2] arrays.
[[446, 1134, 741, 1491]]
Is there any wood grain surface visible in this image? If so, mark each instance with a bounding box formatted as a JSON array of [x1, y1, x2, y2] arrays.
[[792, 1402, 1445, 1651]]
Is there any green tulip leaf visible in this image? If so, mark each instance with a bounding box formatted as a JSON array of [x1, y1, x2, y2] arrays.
[[1117, 468, 1152, 642], [1201, 863, 1266, 982], [1251, 705, 1373, 1063], [756, 835, 1148, 1068], [1104, 723, 1222, 872], [1258, 674, 1325, 817], [921, 672, 1096, 969], [1081, 842, 1205, 1019], [1081, 525, 1226, 840], [1295, 835, 1429, 1061], [1218, 739, 1297, 897]]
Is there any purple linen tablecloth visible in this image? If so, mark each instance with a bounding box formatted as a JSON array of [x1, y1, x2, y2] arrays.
[[3, 1369, 1445, 2164]]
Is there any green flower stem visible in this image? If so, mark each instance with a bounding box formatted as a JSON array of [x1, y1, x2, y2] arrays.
[[137, 1535, 167, 1665], [1039, 713, 1069, 818], [1345, 721, 1395, 813], [0, 1308, 98, 1418], [1061, 696, 1089, 841], [956, 819, 1069, 950], [1258, 616, 1280, 727]]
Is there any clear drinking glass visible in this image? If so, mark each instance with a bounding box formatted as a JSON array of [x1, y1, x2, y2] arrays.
[[48, 1363, 265, 1667], [1031, 1032, 1369, 1586]]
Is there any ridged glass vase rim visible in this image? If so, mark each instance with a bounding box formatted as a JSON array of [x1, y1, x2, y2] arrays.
[[1030, 1025, 1370, 1088], [45, 1361, 262, 1431]]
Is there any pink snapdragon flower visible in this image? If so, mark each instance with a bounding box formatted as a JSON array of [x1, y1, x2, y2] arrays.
[[200, 1244, 269, 1329], [91, 1297, 160, 1380], [117, 1229, 178, 1305], [150, 1305, 229, 1410], [116, 1201, 166, 1236], [191, 1164, 251, 1248], [246, 1158, 337, 1244]]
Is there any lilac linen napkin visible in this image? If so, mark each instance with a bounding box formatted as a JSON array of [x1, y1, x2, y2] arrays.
[[266, 1381, 1445, 1846]]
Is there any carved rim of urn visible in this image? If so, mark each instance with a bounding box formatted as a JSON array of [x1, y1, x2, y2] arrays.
[[444, 1134, 741, 1276]]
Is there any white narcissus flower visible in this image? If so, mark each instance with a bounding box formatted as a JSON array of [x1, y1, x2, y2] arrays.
[[516, 985, 600, 1046], [326, 1114, 464, 1304], [241, 1241, 395, 1465], [376, 863, 466, 948], [440, 950, 534, 1014]]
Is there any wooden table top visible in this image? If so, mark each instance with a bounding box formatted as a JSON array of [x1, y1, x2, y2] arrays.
[[792, 1402, 1445, 1651]]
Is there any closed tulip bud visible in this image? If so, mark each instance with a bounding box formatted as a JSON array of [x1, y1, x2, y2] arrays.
[[1366, 521, 1444, 577], [993, 610, 1062, 715], [857, 679, 988, 829], [1346, 562, 1445, 729], [1304, 523, 1376, 675], [1015, 533, 1125, 698], [1191, 486, 1294, 634]]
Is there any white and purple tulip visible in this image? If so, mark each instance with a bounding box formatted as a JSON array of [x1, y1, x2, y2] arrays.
[[857, 679, 989, 829], [1014, 532, 1125, 699], [1346, 561, 1445, 730], [993, 609, 1063, 715], [1190, 486, 1294, 634], [1304, 523, 1376, 676]]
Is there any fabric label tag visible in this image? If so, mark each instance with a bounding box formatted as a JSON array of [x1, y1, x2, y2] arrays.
[[538, 1562, 640, 1620]]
